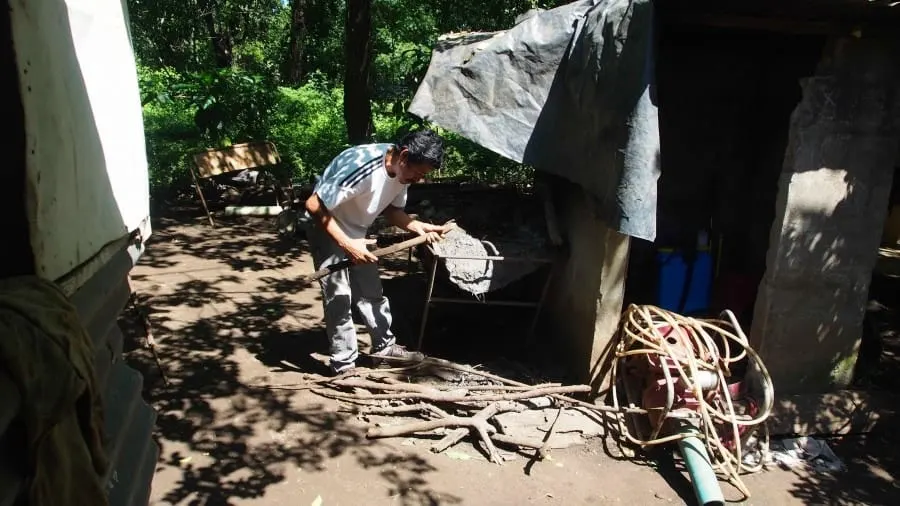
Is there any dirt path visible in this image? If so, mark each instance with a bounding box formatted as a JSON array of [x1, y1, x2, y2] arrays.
[[124, 214, 897, 506]]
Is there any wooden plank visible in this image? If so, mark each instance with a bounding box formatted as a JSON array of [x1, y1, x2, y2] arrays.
[[192, 141, 280, 178]]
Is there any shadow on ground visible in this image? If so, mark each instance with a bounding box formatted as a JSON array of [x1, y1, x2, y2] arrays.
[[784, 261, 900, 506], [122, 210, 462, 505], [121, 205, 900, 506]]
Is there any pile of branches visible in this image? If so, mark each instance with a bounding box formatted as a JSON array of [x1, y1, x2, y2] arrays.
[[307, 356, 632, 465]]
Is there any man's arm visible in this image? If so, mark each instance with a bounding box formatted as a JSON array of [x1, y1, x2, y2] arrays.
[[382, 205, 449, 243], [305, 193, 377, 263], [381, 205, 414, 230]]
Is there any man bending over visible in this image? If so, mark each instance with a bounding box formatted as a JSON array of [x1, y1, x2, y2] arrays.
[[304, 129, 451, 374]]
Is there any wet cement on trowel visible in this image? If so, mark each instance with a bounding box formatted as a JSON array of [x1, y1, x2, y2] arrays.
[[431, 226, 547, 296]]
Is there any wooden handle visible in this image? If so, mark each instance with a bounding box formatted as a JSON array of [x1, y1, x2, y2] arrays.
[[300, 221, 455, 284]]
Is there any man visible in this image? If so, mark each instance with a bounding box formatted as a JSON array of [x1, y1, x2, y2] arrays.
[[304, 129, 451, 374]]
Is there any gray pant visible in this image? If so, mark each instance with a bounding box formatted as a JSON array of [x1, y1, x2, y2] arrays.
[[307, 224, 396, 372]]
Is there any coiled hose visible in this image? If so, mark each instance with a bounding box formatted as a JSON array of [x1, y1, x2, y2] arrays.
[[610, 304, 775, 499]]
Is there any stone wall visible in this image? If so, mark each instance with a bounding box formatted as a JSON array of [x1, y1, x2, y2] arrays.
[[751, 37, 900, 394]]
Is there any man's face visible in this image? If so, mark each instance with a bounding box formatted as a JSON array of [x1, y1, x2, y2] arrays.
[[397, 150, 433, 184]]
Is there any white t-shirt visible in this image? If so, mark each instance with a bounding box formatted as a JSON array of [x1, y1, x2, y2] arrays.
[[313, 143, 408, 239]]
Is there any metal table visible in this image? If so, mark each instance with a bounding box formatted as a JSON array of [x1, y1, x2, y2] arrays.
[[416, 245, 556, 351]]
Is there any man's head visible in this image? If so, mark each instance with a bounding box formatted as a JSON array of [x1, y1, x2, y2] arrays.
[[394, 129, 444, 184]]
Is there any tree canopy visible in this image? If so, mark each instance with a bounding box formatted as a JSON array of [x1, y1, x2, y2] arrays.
[[131, 0, 567, 197]]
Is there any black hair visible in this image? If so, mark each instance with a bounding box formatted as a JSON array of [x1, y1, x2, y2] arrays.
[[399, 129, 444, 169]]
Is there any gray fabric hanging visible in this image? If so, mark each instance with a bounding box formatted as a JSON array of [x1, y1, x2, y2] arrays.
[[409, 0, 660, 241]]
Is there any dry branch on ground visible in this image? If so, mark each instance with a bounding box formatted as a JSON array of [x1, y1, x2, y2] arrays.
[[301, 356, 622, 465]]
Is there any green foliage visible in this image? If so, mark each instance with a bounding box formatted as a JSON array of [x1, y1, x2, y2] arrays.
[[131, 0, 543, 198], [302, 0, 346, 82], [171, 68, 277, 144], [269, 74, 349, 184], [139, 66, 205, 193], [139, 65, 280, 193], [129, 0, 285, 71], [142, 98, 203, 193]]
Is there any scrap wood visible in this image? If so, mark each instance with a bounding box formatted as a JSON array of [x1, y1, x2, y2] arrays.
[[452, 382, 562, 391], [494, 407, 606, 440], [538, 408, 565, 460], [334, 378, 469, 399], [432, 428, 469, 454], [371, 355, 527, 385], [378, 376, 563, 392], [360, 402, 451, 418], [310, 388, 384, 406], [429, 401, 528, 454], [367, 402, 523, 464], [318, 384, 590, 403], [489, 433, 545, 450], [374, 355, 648, 417], [359, 400, 524, 417], [250, 365, 425, 390], [296, 356, 653, 463], [126, 288, 169, 386], [525, 407, 565, 475]]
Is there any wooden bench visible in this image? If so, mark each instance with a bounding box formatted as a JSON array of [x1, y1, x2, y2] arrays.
[[191, 141, 288, 227]]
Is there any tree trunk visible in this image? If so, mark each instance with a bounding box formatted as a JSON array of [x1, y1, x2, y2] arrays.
[[344, 0, 374, 144], [199, 0, 233, 68], [283, 0, 308, 85]]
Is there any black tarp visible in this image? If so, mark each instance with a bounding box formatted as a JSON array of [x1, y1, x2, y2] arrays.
[[409, 0, 660, 241]]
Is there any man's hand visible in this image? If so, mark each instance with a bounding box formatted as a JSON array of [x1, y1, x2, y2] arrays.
[[340, 237, 378, 264], [409, 220, 453, 244]]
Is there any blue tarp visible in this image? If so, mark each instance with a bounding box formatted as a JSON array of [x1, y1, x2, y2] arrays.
[[409, 0, 660, 241]]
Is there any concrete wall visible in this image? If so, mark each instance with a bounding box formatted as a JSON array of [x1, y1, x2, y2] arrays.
[[540, 174, 629, 395], [751, 37, 900, 394]]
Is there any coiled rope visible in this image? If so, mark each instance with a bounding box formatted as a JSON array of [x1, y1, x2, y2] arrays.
[[610, 304, 775, 498]]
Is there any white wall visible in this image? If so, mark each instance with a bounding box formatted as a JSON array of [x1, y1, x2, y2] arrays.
[[11, 0, 150, 285]]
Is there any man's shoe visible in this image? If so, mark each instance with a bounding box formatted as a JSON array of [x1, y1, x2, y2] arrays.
[[371, 344, 425, 368], [328, 364, 356, 377]]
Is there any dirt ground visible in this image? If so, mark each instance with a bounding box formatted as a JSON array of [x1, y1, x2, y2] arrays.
[[123, 211, 900, 506]]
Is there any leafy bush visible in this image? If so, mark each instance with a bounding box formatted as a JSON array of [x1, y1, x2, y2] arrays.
[[140, 65, 281, 195], [138, 65, 532, 198], [133, 0, 546, 199], [269, 74, 349, 184]]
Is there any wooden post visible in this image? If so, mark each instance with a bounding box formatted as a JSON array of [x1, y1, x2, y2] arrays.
[[190, 165, 215, 228]]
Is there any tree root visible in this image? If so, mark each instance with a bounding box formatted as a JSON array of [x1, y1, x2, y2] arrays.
[[432, 429, 469, 453], [489, 433, 544, 450], [366, 402, 525, 464]]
